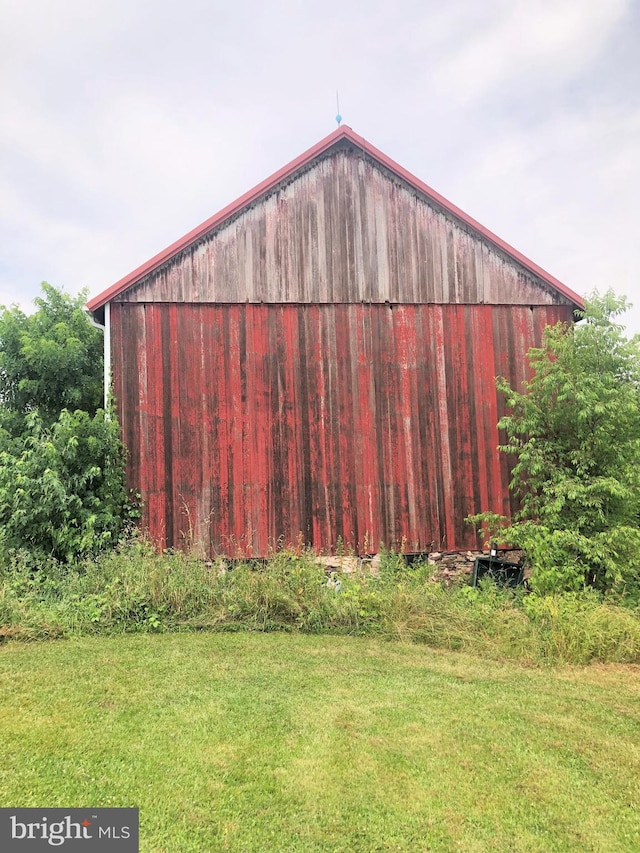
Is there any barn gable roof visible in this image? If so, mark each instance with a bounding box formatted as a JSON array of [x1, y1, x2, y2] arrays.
[[87, 126, 584, 313]]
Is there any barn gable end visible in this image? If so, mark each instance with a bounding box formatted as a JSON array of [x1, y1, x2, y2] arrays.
[[89, 127, 583, 556]]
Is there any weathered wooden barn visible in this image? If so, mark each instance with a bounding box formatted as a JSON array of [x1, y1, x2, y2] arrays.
[[87, 126, 584, 557]]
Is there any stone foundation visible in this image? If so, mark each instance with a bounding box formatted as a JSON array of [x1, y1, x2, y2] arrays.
[[315, 549, 525, 585]]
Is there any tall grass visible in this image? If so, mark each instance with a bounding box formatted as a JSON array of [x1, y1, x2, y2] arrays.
[[1, 541, 639, 665]]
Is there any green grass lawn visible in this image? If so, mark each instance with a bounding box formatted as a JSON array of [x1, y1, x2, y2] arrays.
[[1, 634, 638, 852]]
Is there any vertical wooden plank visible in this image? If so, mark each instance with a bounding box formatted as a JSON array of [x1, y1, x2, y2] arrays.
[[463, 306, 489, 543], [243, 305, 260, 553], [492, 305, 519, 520], [281, 307, 302, 546], [412, 305, 436, 549], [228, 305, 247, 552], [144, 304, 167, 549], [324, 304, 342, 545], [296, 308, 315, 546], [379, 304, 400, 548], [335, 305, 358, 549], [305, 305, 328, 547], [447, 306, 475, 545], [392, 305, 420, 549], [431, 305, 456, 549]]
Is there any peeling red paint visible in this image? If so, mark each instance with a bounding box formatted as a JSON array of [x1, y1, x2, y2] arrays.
[[111, 302, 571, 556]]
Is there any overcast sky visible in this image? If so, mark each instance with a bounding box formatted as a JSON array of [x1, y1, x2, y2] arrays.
[[2, 0, 639, 333]]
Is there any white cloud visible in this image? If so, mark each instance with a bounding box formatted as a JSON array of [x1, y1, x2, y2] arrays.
[[432, 0, 630, 101], [447, 99, 640, 334]]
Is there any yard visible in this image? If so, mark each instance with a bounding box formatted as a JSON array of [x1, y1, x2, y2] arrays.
[[1, 633, 638, 852]]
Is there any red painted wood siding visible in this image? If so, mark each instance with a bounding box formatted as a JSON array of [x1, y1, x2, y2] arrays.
[[111, 301, 572, 556]]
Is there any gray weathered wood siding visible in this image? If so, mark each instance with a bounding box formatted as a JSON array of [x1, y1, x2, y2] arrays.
[[115, 145, 570, 307]]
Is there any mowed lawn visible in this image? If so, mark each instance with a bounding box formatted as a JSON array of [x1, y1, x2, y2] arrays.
[[0, 634, 638, 852]]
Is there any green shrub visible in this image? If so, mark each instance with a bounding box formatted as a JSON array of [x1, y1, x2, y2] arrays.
[[470, 291, 640, 596], [0, 409, 135, 563]]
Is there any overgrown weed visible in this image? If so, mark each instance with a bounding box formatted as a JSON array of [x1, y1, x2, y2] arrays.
[[1, 541, 639, 665]]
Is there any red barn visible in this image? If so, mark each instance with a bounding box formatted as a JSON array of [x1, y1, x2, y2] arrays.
[[87, 126, 583, 557]]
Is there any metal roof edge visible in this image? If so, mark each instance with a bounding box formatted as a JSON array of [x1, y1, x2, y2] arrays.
[[87, 125, 584, 312]]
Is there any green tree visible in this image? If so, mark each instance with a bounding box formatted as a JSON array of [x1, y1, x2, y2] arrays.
[[0, 282, 102, 432], [0, 283, 134, 563], [474, 291, 640, 596]]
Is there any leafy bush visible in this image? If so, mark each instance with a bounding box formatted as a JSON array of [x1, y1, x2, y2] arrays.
[[471, 291, 640, 597], [0, 408, 133, 562]]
